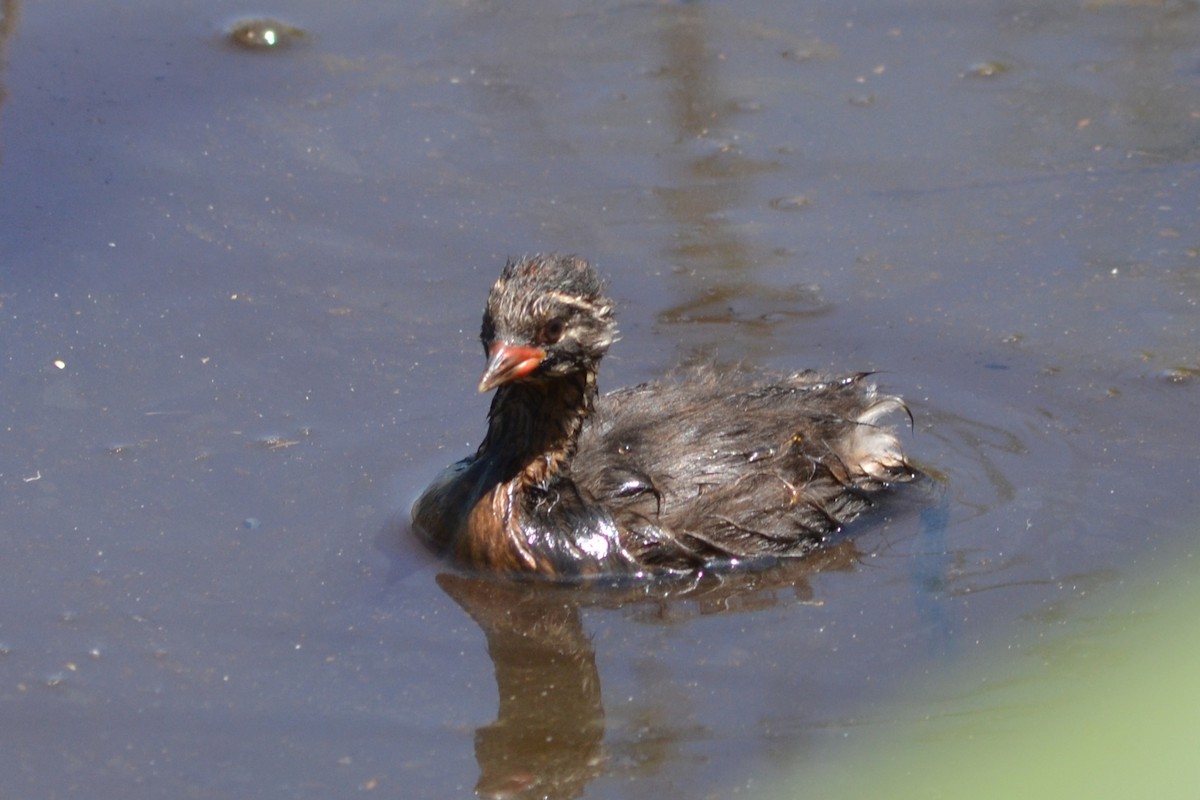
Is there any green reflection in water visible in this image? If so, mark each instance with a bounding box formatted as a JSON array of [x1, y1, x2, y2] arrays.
[[766, 534, 1200, 800]]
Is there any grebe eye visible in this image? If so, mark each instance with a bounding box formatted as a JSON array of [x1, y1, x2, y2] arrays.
[[540, 317, 566, 344]]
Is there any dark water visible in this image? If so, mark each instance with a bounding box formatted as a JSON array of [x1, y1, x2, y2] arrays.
[[2, 1, 1197, 797]]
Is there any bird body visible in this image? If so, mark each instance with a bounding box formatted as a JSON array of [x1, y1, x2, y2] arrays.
[[412, 255, 918, 579]]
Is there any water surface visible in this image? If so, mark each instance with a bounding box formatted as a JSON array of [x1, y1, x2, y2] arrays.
[[1, 0, 1197, 797]]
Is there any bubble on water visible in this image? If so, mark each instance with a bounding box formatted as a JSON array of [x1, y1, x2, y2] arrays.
[[228, 18, 307, 51]]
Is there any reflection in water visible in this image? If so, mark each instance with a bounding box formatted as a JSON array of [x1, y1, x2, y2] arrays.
[[438, 574, 603, 800], [436, 542, 865, 799], [654, 3, 792, 337], [0, 1, 21, 158]]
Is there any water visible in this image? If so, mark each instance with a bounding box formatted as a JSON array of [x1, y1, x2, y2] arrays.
[[1, 1, 1197, 797]]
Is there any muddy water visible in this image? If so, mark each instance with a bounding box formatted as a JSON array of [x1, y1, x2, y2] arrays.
[[1, 1, 1197, 798]]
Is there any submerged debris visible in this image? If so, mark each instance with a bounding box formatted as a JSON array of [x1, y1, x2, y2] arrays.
[[1159, 366, 1199, 385], [963, 61, 1012, 79]]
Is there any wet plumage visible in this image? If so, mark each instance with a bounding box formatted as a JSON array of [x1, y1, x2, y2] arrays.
[[412, 254, 919, 579]]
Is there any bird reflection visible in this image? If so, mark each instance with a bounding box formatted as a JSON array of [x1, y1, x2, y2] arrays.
[[438, 574, 604, 799], [436, 541, 860, 800]]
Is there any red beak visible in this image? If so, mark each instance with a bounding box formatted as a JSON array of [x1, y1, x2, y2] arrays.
[[478, 343, 545, 392]]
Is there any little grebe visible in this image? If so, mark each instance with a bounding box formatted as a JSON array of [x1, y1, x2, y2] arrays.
[[412, 254, 919, 578]]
